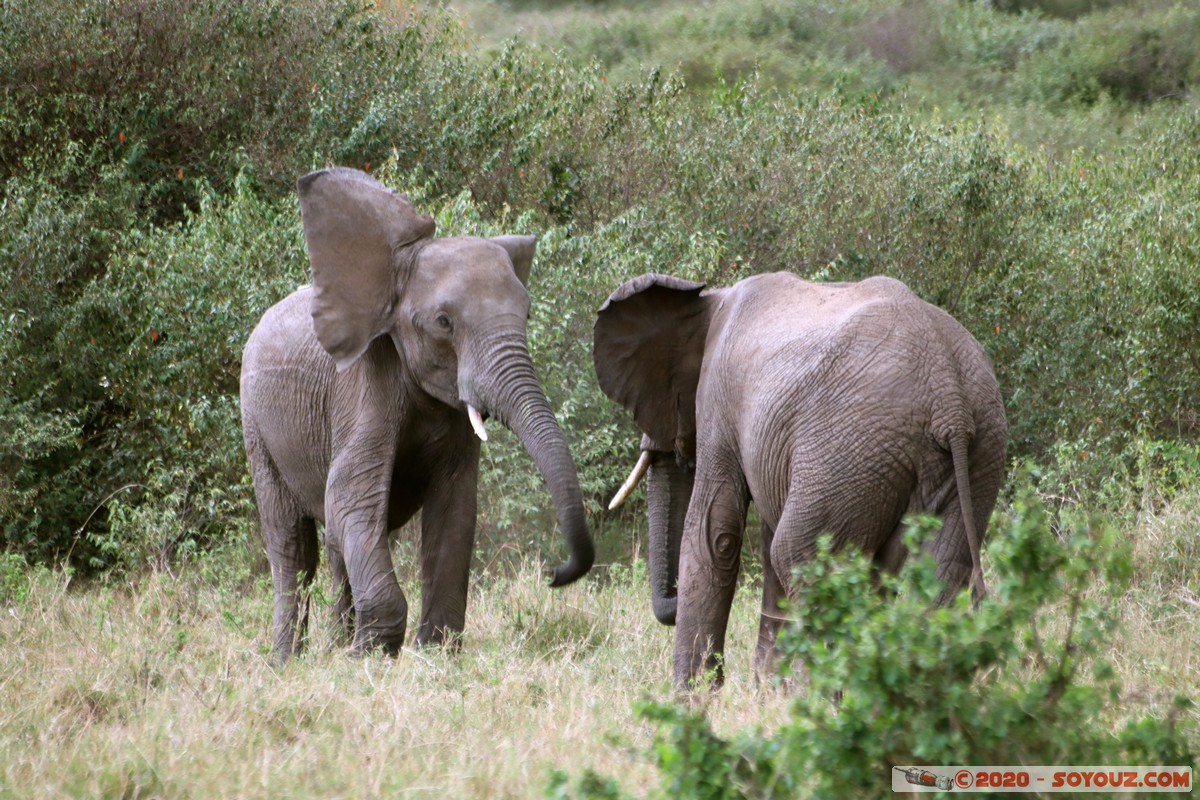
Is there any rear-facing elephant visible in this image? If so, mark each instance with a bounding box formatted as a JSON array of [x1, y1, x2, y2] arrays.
[[241, 168, 594, 664], [593, 272, 1006, 688]]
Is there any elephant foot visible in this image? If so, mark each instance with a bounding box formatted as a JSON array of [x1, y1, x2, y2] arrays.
[[675, 642, 726, 694], [270, 619, 309, 667], [270, 645, 298, 669], [352, 610, 406, 656], [414, 622, 464, 651], [352, 626, 405, 657], [351, 594, 408, 656]]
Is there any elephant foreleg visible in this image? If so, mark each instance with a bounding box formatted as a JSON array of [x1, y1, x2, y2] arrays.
[[328, 461, 409, 656], [415, 457, 479, 647], [674, 477, 749, 690], [341, 527, 409, 655]]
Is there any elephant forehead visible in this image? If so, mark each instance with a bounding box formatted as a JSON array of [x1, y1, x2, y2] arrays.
[[422, 237, 506, 264], [413, 239, 530, 311]]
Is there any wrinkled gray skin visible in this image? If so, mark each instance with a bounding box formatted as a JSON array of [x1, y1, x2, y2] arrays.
[[241, 168, 593, 664], [594, 272, 1006, 689]]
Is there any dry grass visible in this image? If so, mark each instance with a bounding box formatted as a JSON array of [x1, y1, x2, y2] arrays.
[[1114, 490, 1200, 712], [2, 490, 1198, 797], [0, 557, 789, 799]]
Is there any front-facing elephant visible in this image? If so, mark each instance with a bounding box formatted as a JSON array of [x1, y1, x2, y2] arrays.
[[241, 168, 594, 664], [594, 272, 1006, 689]]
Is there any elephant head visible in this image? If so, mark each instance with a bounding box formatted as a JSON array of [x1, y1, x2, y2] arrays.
[[299, 167, 593, 587], [593, 274, 714, 624]]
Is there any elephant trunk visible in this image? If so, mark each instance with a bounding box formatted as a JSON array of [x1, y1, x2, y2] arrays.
[[469, 332, 594, 587], [647, 452, 693, 626]]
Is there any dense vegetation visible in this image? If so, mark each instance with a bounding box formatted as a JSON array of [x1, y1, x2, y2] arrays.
[[3, 0, 1198, 568], [1, 0, 1197, 795], [458, 0, 1200, 152]]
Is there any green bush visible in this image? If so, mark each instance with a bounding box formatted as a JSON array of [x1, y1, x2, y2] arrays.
[[0, 0, 541, 569], [0, 552, 53, 605], [0, 168, 303, 568], [991, 0, 1125, 19], [463, 0, 1200, 154], [66, 172, 307, 571], [0, 0, 458, 210], [1013, 2, 1200, 106], [0, 161, 139, 560], [555, 476, 1195, 799], [3, 0, 1199, 575]]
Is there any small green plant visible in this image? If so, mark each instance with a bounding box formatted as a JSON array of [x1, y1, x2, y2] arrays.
[[0, 552, 57, 606], [0, 552, 28, 604], [557, 472, 1195, 798]]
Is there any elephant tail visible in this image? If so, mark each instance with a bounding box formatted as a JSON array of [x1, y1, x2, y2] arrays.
[[950, 433, 987, 605]]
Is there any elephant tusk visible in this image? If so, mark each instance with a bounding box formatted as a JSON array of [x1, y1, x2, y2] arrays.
[[608, 449, 653, 510], [467, 405, 488, 442]]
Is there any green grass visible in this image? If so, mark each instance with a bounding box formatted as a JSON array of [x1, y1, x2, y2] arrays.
[[2, 491, 1197, 798]]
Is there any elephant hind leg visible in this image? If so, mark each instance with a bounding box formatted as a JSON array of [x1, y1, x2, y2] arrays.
[[247, 442, 320, 665], [918, 457, 991, 606], [872, 518, 910, 577], [872, 494, 977, 610], [927, 492, 975, 606], [266, 513, 319, 665], [869, 490, 974, 606], [754, 519, 789, 683]]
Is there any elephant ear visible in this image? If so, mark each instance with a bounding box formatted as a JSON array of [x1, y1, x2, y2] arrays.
[[297, 167, 436, 371], [488, 235, 537, 287], [594, 274, 710, 459]]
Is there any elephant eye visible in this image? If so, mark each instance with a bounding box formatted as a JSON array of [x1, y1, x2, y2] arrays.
[[435, 312, 453, 332]]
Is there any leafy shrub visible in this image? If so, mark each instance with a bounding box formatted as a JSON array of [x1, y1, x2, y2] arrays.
[[1013, 2, 1200, 106], [465, 0, 1200, 154], [0, 552, 53, 605], [3, 0, 1199, 575], [0, 0, 460, 211], [991, 0, 1125, 18], [555, 476, 1195, 798], [0, 162, 139, 560], [75, 171, 308, 571], [0, 169, 304, 569]]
